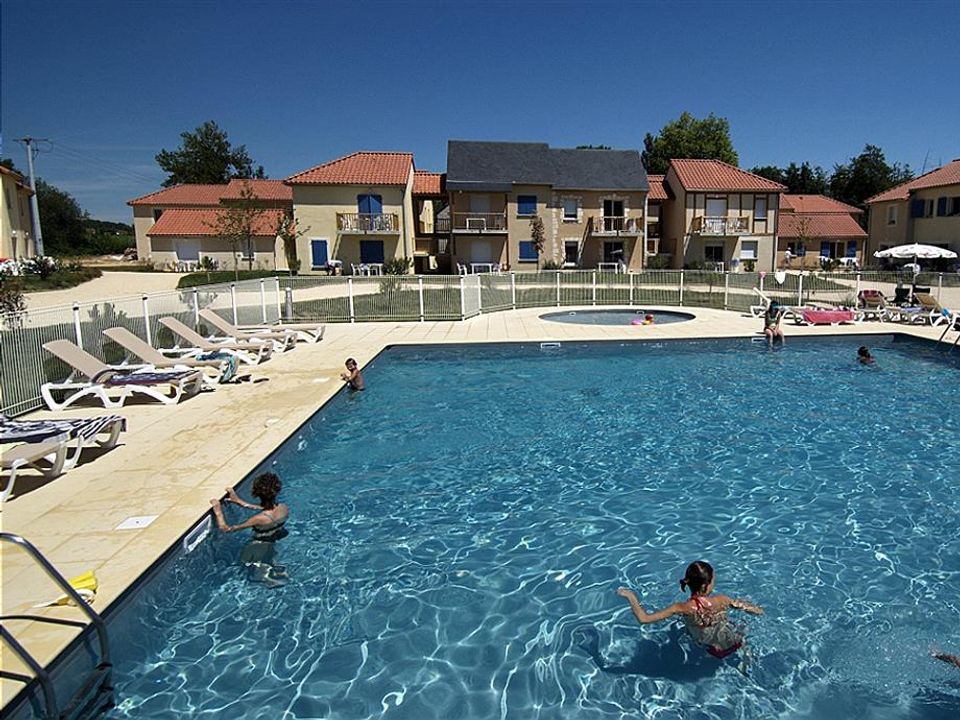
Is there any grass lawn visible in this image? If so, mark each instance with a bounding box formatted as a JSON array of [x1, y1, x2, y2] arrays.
[[19, 266, 103, 291], [177, 270, 293, 289]]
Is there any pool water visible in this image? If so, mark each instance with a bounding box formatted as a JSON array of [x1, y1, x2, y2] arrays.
[[540, 308, 694, 325], [106, 337, 960, 719]]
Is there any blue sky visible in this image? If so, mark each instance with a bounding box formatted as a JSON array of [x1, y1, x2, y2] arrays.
[[2, 0, 958, 222]]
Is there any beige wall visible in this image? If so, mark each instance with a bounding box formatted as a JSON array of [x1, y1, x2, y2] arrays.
[[1, 174, 34, 259], [905, 186, 960, 250], [292, 183, 410, 274], [132, 206, 159, 262], [145, 235, 279, 271]]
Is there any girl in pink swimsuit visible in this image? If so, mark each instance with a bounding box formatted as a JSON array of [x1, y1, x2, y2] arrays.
[[617, 560, 763, 659]]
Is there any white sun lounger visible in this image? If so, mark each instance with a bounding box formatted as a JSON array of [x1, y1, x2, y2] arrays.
[[2, 438, 69, 503], [41, 340, 204, 410], [158, 317, 273, 365], [235, 319, 324, 343], [198, 309, 297, 352], [2, 413, 125, 473], [103, 327, 237, 384]]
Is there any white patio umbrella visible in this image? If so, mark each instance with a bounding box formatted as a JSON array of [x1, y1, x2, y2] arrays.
[[874, 243, 957, 260]]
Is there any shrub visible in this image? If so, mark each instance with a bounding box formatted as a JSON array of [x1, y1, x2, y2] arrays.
[[743, 260, 756, 272], [646, 255, 671, 270], [542, 259, 564, 270], [21, 255, 59, 279]]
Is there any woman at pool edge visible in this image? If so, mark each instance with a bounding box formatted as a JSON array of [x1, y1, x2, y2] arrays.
[[617, 560, 763, 659], [210, 472, 290, 587]]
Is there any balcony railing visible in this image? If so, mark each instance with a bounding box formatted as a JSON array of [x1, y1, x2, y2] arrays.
[[419, 217, 451, 235], [692, 216, 750, 236], [337, 213, 400, 233], [592, 216, 642, 234], [452, 212, 508, 232]]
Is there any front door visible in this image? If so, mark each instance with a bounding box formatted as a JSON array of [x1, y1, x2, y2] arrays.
[[470, 239, 492, 263], [310, 238, 328, 269], [603, 241, 624, 263], [357, 194, 383, 232], [176, 239, 200, 262], [359, 240, 385, 264]]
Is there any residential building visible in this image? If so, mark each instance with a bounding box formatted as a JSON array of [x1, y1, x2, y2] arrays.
[[412, 170, 448, 274], [778, 194, 867, 269], [445, 141, 650, 271], [645, 175, 671, 263], [662, 159, 785, 271], [127, 180, 291, 270], [865, 158, 960, 260], [285, 152, 416, 273], [1, 165, 35, 259]]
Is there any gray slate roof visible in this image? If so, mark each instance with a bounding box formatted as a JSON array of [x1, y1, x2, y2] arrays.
[[446, 141, 649, 192]]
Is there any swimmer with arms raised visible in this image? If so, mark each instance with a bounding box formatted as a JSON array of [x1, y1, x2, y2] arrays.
[[617, 560, 763, 659]]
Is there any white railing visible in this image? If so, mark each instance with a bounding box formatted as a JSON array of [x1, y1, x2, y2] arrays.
[[692, 216, 750, 236], [3, 271, 958, 416], [452, 213, 508, 231]]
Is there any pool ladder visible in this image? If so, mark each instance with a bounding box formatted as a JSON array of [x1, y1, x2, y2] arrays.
[[936, 317, 960, 352], [0, 533, 113, 720]]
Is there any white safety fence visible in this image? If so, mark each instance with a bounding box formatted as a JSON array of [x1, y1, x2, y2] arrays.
[[2, 271, 958, 416]]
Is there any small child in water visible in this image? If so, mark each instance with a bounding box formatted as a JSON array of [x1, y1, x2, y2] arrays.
[[857, 346, 875, 365], [617, 560, 763, 659], [340, 357, 365, 390], [642, 313, 655, 326]]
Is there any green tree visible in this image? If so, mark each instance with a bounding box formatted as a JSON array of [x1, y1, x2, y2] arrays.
[[784, 162, 828, 195], [829, 144, 912, 211], [36, 180, 87, 255], [751, 165, 786, 185], [642, 112, 738, 174], [207, 181, 270, 279], [156, 121, 265, 187], [276, 210, 308, 275], [1, 158, 21, 172], [529, 215, 546, 266], [575, 145, 612, 150]]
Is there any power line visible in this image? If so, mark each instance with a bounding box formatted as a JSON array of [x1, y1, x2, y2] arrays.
[[50, 141, 159, 184]]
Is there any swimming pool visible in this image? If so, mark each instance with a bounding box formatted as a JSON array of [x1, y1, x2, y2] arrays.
[[85, 337, 960, 718], [540, 308, 694, 325]]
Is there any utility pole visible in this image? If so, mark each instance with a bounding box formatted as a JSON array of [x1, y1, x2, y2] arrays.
[[15, 136, 48, 256]]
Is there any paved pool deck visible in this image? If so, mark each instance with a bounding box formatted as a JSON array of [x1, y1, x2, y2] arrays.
[[1, 306, 956, 709]]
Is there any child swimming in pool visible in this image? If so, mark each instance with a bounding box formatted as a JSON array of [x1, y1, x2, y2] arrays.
[[616, 560, 762, 659], [211, 472, 290, 588]]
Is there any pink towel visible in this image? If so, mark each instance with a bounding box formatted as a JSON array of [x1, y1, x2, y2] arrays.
[[801, 309, 855, 325]]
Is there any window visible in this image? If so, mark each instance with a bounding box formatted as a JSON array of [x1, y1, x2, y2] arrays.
[[937, 197, 948, 216], [152, 208, 164, 222], [740, 240, 759, 260], [925, 199, 935, 217], [310, 238, 329, 269], [603, 241, 624, 263], [360, 240, 385, 264], [910, 199, 924, 218], [754, 196, 767, 220], [951, 197, 960, 216], [564, 240, 579, 266], [518, 240, 538, 262], [562, 198, 578, 221], [357, 194, 383, 215], [704, 244, 724, 263], [887, 205, 898, 225], [517, 195, 537, 216]]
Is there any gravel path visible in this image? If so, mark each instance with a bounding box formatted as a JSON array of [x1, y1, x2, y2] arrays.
[[24, 272, 182, 310]]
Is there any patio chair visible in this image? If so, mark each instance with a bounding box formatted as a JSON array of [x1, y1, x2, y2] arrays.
[[228, 318, 325, 344], [2, 439, 68, 502], [198, 309, 296, 352], [103, 327, 238, 384], [912, 293, 951, 326], [1, 413, 125, 473], [40, 340, 204, 410], [857, 289, 890, 322], [157, 317, 273, 365]]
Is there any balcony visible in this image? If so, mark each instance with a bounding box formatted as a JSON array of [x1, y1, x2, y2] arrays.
[[452, 212, 508, 233], [418, 217, 451, 235], [337, 213, 400, 233], [591, 216, 642, 235], [692, 216, 749, 236]]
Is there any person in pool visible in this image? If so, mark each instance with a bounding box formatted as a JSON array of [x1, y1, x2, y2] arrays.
[[763, 302, 785, 347], [642, 313, 655, 326], [210, 472, 289, 587], [616, 560, 763, 659], [340, 357, 365, 391], [933, 651, 960, 669], [857, 346, 876, 365]]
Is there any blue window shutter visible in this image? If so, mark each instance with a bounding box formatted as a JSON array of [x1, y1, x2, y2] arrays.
[[358, 194, 383, 214], [937, 197, 948, 216], [311, 239, 328, 267], [846, 240, 857, 257], [820, 241, 830, 257], [910, 199, 924, 218], [518, 241, 538, 261], [360, 240, 385, 264], [518, 196, 536, 215]]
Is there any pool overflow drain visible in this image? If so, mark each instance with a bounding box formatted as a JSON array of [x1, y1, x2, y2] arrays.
[[183, 516, 211, 553], [540, 342, 562, 352]]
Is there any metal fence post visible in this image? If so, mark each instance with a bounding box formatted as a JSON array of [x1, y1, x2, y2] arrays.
[[230, 283, 238, 325], [259, 279, 267, 323], [284, 287, 294, 321], [629, 272, 634, 305], [938, 273, 943, 301], [555, 272, 561, 307], [348, 278, 355, 323], [797, 273, 804, 307], [72, 303, 83, 347], [723, 272, 729, 310], [459, 276, 466, 321], [476, 276, 482, 314], [192, 288, 200, 326], [511, 272, 516, 310], [592, 271, 597, 305], [142, 294, 152, 346], [274, 277, 282, 319], [679, 271, 684, 306], [418, 276, 425, 322], [856, 272, 861, 299], [759, 272, 764, 294]]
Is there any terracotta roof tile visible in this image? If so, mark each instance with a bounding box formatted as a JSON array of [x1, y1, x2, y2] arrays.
[[220, 179, 292, 202], [780, 194, 862, 214], [865, 159, 960, 204], [670, 159, 786, 192], [779, 213, 866, 239], [127, 184, 226, 207], [286, 152, 413, 186], [146, 208, 283, 237], [413, 171, 443, 195], [646, 174, 671, 201]]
